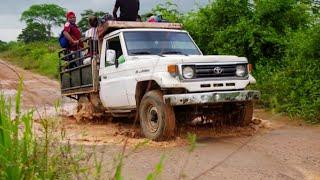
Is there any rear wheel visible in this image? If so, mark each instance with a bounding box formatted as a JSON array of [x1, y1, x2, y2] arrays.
[[139, 90, 176, 141], [75, 93, 105, 121]]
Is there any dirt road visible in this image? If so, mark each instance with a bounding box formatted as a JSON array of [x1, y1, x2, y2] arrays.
[[0, 60, 75, 118], [1, 59, 319, 180]]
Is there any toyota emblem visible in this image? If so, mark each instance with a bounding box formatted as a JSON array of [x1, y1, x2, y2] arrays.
[[213, 67, 223, 74]]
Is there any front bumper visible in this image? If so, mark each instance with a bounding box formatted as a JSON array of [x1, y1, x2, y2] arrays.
[[163, 90, 260, 106]]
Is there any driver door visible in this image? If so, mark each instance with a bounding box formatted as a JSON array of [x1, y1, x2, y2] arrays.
[[99, 35, 130, 109]]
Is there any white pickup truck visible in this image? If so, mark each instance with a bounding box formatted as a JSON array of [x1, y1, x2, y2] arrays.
[[58, 21, 260, 140]]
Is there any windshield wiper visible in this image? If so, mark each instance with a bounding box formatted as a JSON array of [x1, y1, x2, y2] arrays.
[[159, 51, 189, 56], [131, 51, 152, 55], [131, 51, 165, 57]]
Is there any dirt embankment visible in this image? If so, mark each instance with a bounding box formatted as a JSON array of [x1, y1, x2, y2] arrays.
[[1, 59, 319, 179]]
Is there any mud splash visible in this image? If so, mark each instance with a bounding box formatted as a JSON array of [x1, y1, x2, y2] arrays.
[[59, 114, 273, 148]]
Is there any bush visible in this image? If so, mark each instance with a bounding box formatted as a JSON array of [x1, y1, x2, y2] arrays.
[[253, 24, 320, 123], [0, 41, 8, 52]]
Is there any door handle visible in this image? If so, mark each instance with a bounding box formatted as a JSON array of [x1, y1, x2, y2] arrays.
[[102, 75, 107, 79]]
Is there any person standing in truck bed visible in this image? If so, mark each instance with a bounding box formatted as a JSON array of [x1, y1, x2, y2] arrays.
[[113, 0, 140, 21], [63, 11, 84, 67], [63, 11, 83, 51]]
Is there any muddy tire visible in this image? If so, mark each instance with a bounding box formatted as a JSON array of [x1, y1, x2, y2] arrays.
[[139, 90, 176, 141], [74, 93, 105, 122], [239, 101, 254, 126]]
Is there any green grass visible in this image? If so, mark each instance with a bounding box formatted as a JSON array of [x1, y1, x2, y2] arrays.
[[0, 41, 60, 79], [0, 79, 97, 179]]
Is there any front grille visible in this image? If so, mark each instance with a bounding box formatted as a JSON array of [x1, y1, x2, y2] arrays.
[[195, 64, 237, 78]]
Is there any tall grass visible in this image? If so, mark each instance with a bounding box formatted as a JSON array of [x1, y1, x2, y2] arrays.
[[0, 80, 96, 179], [0, 80, 34, 179]]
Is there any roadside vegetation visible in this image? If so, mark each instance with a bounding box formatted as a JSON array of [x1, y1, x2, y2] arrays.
[[0, 81, 94, 179], [0, 41, 59, 79], [0, 0, 319, 123]]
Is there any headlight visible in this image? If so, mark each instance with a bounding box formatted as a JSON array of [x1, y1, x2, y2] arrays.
[[236, 65, 247, 77], [182, 66, 195, 79]]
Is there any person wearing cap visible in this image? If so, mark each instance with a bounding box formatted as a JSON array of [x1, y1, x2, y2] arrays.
[[62, 11, 84, 67], [113, 0, 140, 21], [63, 11, 83, 51]]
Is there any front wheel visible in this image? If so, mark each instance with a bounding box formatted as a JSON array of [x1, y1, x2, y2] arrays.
[[239, 101, 254, 126], [139, 90, 176, 141]]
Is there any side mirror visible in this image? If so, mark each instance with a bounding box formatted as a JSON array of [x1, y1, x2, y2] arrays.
[[106, 49, 116, 65]]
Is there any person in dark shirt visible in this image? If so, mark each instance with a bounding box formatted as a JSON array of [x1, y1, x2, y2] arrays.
[[113, 0, 140, 21]]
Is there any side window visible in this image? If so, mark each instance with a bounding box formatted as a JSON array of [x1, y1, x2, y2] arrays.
[[107, 36, 123, 59]]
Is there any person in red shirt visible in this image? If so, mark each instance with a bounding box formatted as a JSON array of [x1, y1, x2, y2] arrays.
[[63, 11, 84, 67], [63, 11, 83, 51]]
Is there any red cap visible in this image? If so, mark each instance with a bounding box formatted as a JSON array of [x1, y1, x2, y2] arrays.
[[66, 11, 76, 18]]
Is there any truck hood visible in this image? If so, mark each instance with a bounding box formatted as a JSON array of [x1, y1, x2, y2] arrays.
[[152, 55, 248, 64], [180, 55, 247, 64], [128, 55, 248, 65]]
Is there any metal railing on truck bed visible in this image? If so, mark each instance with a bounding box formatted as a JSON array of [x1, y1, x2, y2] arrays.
[[58, 38, 99, 97]]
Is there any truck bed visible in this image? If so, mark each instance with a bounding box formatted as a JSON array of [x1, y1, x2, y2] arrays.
[[58, 41, 99, 97]]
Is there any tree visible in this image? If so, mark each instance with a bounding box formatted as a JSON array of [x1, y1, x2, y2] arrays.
[[20, 4, 66, 39], [0, 40, 8, 52], [151, 0, 182, 22], [17, 23, 48, 43], [182, 0, 311, 64], [78, 9, 105, 32]]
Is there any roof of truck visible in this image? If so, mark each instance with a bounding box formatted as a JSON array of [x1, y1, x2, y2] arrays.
[[97, 21, 183, 39]]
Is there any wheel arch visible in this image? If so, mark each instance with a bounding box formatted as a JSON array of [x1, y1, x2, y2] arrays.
[[135, 80, 161, 108]]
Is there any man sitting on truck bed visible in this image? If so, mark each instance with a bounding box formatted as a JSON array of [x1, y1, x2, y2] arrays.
[[113, 0, 140, 21]]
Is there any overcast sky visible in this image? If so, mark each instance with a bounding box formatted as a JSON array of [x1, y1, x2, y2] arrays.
[[0, 0, 209, 42]]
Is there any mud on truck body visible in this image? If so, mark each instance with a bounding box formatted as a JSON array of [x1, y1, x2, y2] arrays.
[[58, 21, 260, 141]]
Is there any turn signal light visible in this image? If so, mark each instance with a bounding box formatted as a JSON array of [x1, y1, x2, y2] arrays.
[[167, 65, 178, 75], [247, 64, 253, 73]]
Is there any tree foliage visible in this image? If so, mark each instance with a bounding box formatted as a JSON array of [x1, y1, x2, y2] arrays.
[[17, 23, 48, 43], [151, 0, 182, 22], [183, 0, 311, 64], [0, 40, 8, 52], [20, 4, 66, 38], [78, 9, 106, 33]]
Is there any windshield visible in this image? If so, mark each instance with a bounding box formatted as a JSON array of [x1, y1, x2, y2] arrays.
[[123, 31, 202, 56]]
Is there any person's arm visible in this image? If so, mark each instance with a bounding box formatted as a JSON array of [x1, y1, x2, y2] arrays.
[[85, 30, 89, 38], [63, 31, 78, 45], [113, 0, 120, 19]]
